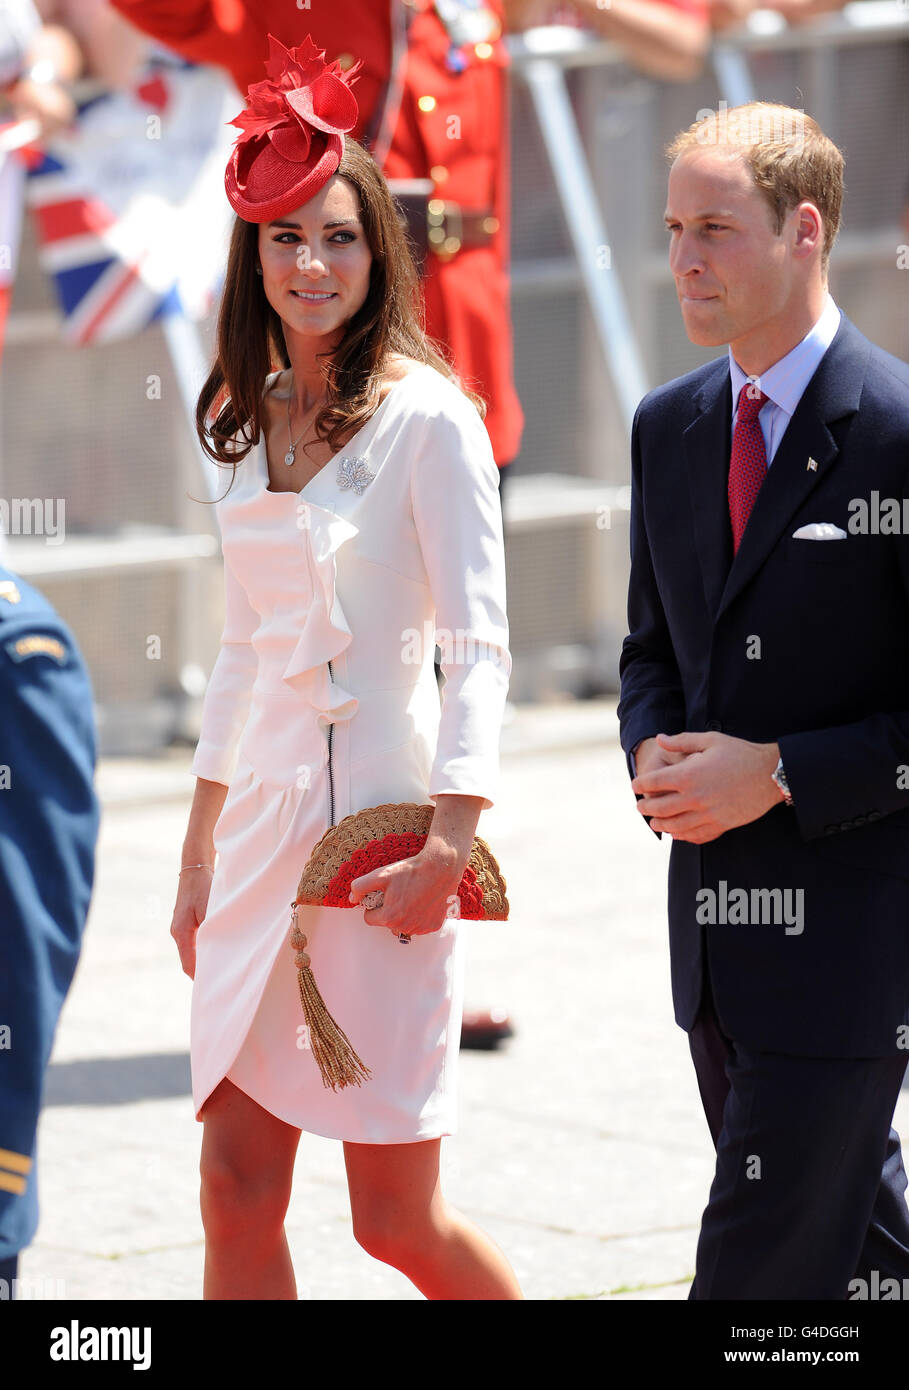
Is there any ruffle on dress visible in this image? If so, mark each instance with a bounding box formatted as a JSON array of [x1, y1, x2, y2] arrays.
[[280, 500, 360, 731]]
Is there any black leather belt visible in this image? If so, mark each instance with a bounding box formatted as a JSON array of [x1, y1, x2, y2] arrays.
[[388, 180, 498, 270]]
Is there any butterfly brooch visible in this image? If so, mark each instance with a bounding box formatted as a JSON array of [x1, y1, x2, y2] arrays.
[[336, 456, 375, 496]]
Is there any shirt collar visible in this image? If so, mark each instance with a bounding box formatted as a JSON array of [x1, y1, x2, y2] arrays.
[[728, 293, 841, 417]]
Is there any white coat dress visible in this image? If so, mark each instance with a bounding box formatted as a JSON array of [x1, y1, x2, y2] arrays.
[[188, 364, 511, 1142]]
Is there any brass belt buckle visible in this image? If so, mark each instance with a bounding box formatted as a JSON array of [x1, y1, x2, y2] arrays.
[[428, 199, 463, 262]]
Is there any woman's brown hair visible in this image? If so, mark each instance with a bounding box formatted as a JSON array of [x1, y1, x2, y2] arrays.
[[195, 138, 484, 497]]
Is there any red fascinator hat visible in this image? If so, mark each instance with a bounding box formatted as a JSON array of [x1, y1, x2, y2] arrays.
[[224, 33, 361, 223]]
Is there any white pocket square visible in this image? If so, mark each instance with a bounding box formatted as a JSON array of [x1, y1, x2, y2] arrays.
[[791, 523, 848, 540]]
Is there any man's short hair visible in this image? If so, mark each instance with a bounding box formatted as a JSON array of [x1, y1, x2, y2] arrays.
[[666, 103, 844, 272]]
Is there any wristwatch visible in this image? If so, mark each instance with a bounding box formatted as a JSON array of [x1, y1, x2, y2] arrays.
[[771, 757, 793, 806]]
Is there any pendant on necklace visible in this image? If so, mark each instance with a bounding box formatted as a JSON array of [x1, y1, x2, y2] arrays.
[[284, 448, 296, 467]]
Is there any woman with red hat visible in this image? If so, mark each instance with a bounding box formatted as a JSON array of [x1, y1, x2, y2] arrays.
[[171, 35, 520, 1300]]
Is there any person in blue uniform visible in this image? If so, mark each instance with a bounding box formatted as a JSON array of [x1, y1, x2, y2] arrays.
[[0, 566, 99, 1296]]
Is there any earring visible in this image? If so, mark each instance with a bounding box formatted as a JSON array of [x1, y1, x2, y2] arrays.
[[255, 265, 263, 276]]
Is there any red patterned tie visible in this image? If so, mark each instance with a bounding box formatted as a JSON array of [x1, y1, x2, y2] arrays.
[[728, 383, 769, 553]]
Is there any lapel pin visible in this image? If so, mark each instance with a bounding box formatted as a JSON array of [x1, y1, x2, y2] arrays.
[[807, 457, 818, 472]]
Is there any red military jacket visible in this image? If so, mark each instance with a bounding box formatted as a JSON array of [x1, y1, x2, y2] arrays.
[[109, 0, 524, 465]]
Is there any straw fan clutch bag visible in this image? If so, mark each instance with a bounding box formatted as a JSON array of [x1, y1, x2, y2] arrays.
[[289, 802, 509, 1091]]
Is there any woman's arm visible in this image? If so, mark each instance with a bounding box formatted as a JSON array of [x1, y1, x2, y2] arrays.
[[2, 18, 81, 138], [572, 0, 708, 82], [424, 791, 485, 874], [38, 0, 146, 90], [181, 776, 227, 870], [349, 791, 487, 939], [106, 0, 264, 92], [349, 385, 511, 935], [171, 545, 260, 973], [171, 775, 227, 978], [504, 0, 709, 83], [409, 390, 512, 813], [190, 548, 259, 787]]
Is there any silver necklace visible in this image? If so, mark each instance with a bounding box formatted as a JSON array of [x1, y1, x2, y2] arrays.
[[284, 371, 320, 467]]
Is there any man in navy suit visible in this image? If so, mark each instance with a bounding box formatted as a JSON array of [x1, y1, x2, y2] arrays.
[[618, 102, 909, 1298]]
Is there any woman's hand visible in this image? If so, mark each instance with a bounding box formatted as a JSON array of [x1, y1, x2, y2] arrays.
[[6, 25, 81, 140], [170, 867, 214, 978], [348, 793, 485, 937], [175, 779, 226, 975], [7, 74, 75, 139], [349, 844, 465, 938]]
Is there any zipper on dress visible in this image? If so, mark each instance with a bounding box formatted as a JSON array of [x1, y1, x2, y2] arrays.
[[326, 658, 335, 827]]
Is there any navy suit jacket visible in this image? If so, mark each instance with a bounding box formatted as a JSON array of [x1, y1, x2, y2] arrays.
[[618, 313, 909, 1056]]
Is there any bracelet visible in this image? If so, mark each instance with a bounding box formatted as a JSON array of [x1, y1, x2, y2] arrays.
[[179, 863, 214, 875]]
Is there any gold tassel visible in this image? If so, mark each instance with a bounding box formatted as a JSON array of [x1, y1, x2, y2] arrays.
[[291, 908, 372, 1091]]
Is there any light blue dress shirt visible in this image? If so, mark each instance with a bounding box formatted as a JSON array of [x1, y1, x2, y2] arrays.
[[629, 296, 844, 775], [728, 294, 841, 465]]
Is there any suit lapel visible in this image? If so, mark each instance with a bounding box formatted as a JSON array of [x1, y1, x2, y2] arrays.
[[716, 316, 869, 620], [683, 363, 733, 619], [681, 316, 870, 625]]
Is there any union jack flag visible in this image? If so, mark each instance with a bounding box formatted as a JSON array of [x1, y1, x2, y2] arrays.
[[25, 58, 236, 345]]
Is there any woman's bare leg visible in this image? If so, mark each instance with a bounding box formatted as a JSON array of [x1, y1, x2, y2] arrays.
[[199, 1077, 301, 1300], [344, 1138, 523, 1300]]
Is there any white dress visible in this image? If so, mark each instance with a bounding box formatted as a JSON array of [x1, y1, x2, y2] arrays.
[[189, 364, 511, 1142]]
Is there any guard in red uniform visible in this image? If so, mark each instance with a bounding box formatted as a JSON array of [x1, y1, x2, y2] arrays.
[[108, 0, 523, 475]]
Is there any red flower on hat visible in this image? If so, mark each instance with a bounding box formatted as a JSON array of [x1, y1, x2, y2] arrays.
[[224, 33, 362, 221], [229, 34, 360, 164]]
